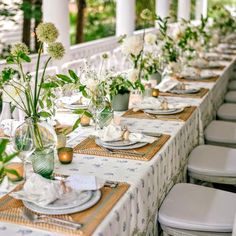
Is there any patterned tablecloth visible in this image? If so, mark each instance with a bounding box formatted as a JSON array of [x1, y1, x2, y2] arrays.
[[0, 60, 235, 236]]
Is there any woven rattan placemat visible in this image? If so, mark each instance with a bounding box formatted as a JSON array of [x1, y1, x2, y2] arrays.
[[73, 135, 170, 161], [176, 76, 219, 83], [122, 106, 197, 122], [0, 182, 130, 236], [159, 88, 209, 99]]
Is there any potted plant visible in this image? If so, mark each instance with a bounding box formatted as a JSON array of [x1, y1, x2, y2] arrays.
[[108, 74, 135, 111]]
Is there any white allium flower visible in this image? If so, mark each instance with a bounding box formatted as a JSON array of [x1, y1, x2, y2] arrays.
[[85, 79, 99, 92], [144, 33, 157, 45], [121, 36, 143, 57], [128, 69, 139, 83]]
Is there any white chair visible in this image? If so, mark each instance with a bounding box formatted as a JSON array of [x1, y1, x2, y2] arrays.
[[159, 183, 236, 236], [188, 145, 236, 185], [204, 120, 236, 148], [217, 103, 236, 122], [61, 58, 87, 77], [228, 80, 236, 91], [225, 91, 236, 103], [111, 47, 132, 71]]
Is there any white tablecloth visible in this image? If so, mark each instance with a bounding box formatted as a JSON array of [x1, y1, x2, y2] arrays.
[[0, 60, 235, 236]]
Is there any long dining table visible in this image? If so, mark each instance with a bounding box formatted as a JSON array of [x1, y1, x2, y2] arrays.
[[0, 58, 235, 236]]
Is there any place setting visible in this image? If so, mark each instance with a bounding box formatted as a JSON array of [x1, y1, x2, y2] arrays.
[[0, 173, 130, 236], [189, 58, 226, 70], [157, 77, 209, 98], [123, 97, 196, 122], [56, 95, 89, 112], [176, 66, 219, 82], [73, 123, 170, 161]]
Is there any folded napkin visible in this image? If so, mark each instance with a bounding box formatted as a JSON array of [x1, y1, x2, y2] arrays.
[[10, 173, 105, 207], [132, 97, 161, 111], [57, 95, 83, 106], [156, 76, 179, 92], [10, 173, 64, 207], [95, 123, 156, 143], [180, 67, 200, 78]]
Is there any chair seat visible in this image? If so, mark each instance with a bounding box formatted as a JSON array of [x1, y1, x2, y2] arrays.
[[225, 91, 236, 103], [228, 80, 236, 91], [205, 120, 236, 145], [159, 183, 236, 232], [188, 145, 236, 177], [217, 103, 236, 121]]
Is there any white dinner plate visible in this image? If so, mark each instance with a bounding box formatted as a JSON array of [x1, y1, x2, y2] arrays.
[[170, 88, 200, 94], [99, 139, 138, 147], [23, 190, 101, 215], [96, 139, 148, 150], [143, 107, 184, 115], [63, 104, 88, 110], [41, 190, 93, 210]]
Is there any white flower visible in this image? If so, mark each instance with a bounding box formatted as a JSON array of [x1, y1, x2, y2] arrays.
[[121, 36, 143, 57], [85, 79, 99, 92], [144, 33, 157, 45], [128, 69, 139, 83]]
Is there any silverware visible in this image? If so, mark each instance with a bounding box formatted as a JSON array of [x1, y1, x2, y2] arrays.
[[22, 208, 83, 230], [144, 112, 182, 120]]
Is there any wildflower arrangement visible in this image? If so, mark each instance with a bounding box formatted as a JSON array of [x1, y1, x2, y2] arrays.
[[0, 22, 66, 122]]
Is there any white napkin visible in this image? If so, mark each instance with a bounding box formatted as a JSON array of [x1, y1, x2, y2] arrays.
[[132, 97, 161, 111], [10, 173, 64, 207], [156, 76, 179, 92], [66, 174, 105, 191], [57, 95, 82, 105], [180, 67, 200, 78], [0, 177, 17, 196], [95, 123, 156, 143], [132, 97, 189, 112]]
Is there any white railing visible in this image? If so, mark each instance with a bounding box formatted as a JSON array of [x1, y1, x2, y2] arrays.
[[0, 27, 157, 73]]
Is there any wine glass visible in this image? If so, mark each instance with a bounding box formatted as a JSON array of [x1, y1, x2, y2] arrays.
[[88, 94, 106, 130], [13, 121, 35, 179]]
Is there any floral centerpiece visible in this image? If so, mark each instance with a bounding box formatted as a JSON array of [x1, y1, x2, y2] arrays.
[[0, 22, 81, 177]]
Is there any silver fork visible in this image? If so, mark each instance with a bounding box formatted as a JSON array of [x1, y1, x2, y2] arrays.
[[22, 208, 83, 230]]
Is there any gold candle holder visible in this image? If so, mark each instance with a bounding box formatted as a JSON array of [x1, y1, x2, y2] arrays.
[[6, 162, 24, 182], [152, 88, 159, 98], [58, 147, 73, 164], [80, 114, 91, 127]]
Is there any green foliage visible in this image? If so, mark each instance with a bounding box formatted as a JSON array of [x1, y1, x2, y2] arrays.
[[0, 139, 20, 183]]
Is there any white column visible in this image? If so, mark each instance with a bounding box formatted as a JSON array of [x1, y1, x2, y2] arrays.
[[178, 0, 191, 21], [42, 0, 70, 61], [195, 0, 208, 20], [156, 0, 170, 19], [116, 0, 135, 36]]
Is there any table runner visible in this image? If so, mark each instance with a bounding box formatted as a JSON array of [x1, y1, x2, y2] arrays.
[[73, 135, 170, 161], [159, 88, 209, 99], [122, 106, 197, 122], [0, 182, 130, 236]]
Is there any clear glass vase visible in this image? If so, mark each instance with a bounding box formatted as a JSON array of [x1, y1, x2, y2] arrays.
[[13, 118, 56, 179]]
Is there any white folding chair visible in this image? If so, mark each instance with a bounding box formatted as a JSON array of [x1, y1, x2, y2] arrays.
[[159, 183, 236, 236], [204, 120, 236, 148], [188, 145, 236, 185]]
